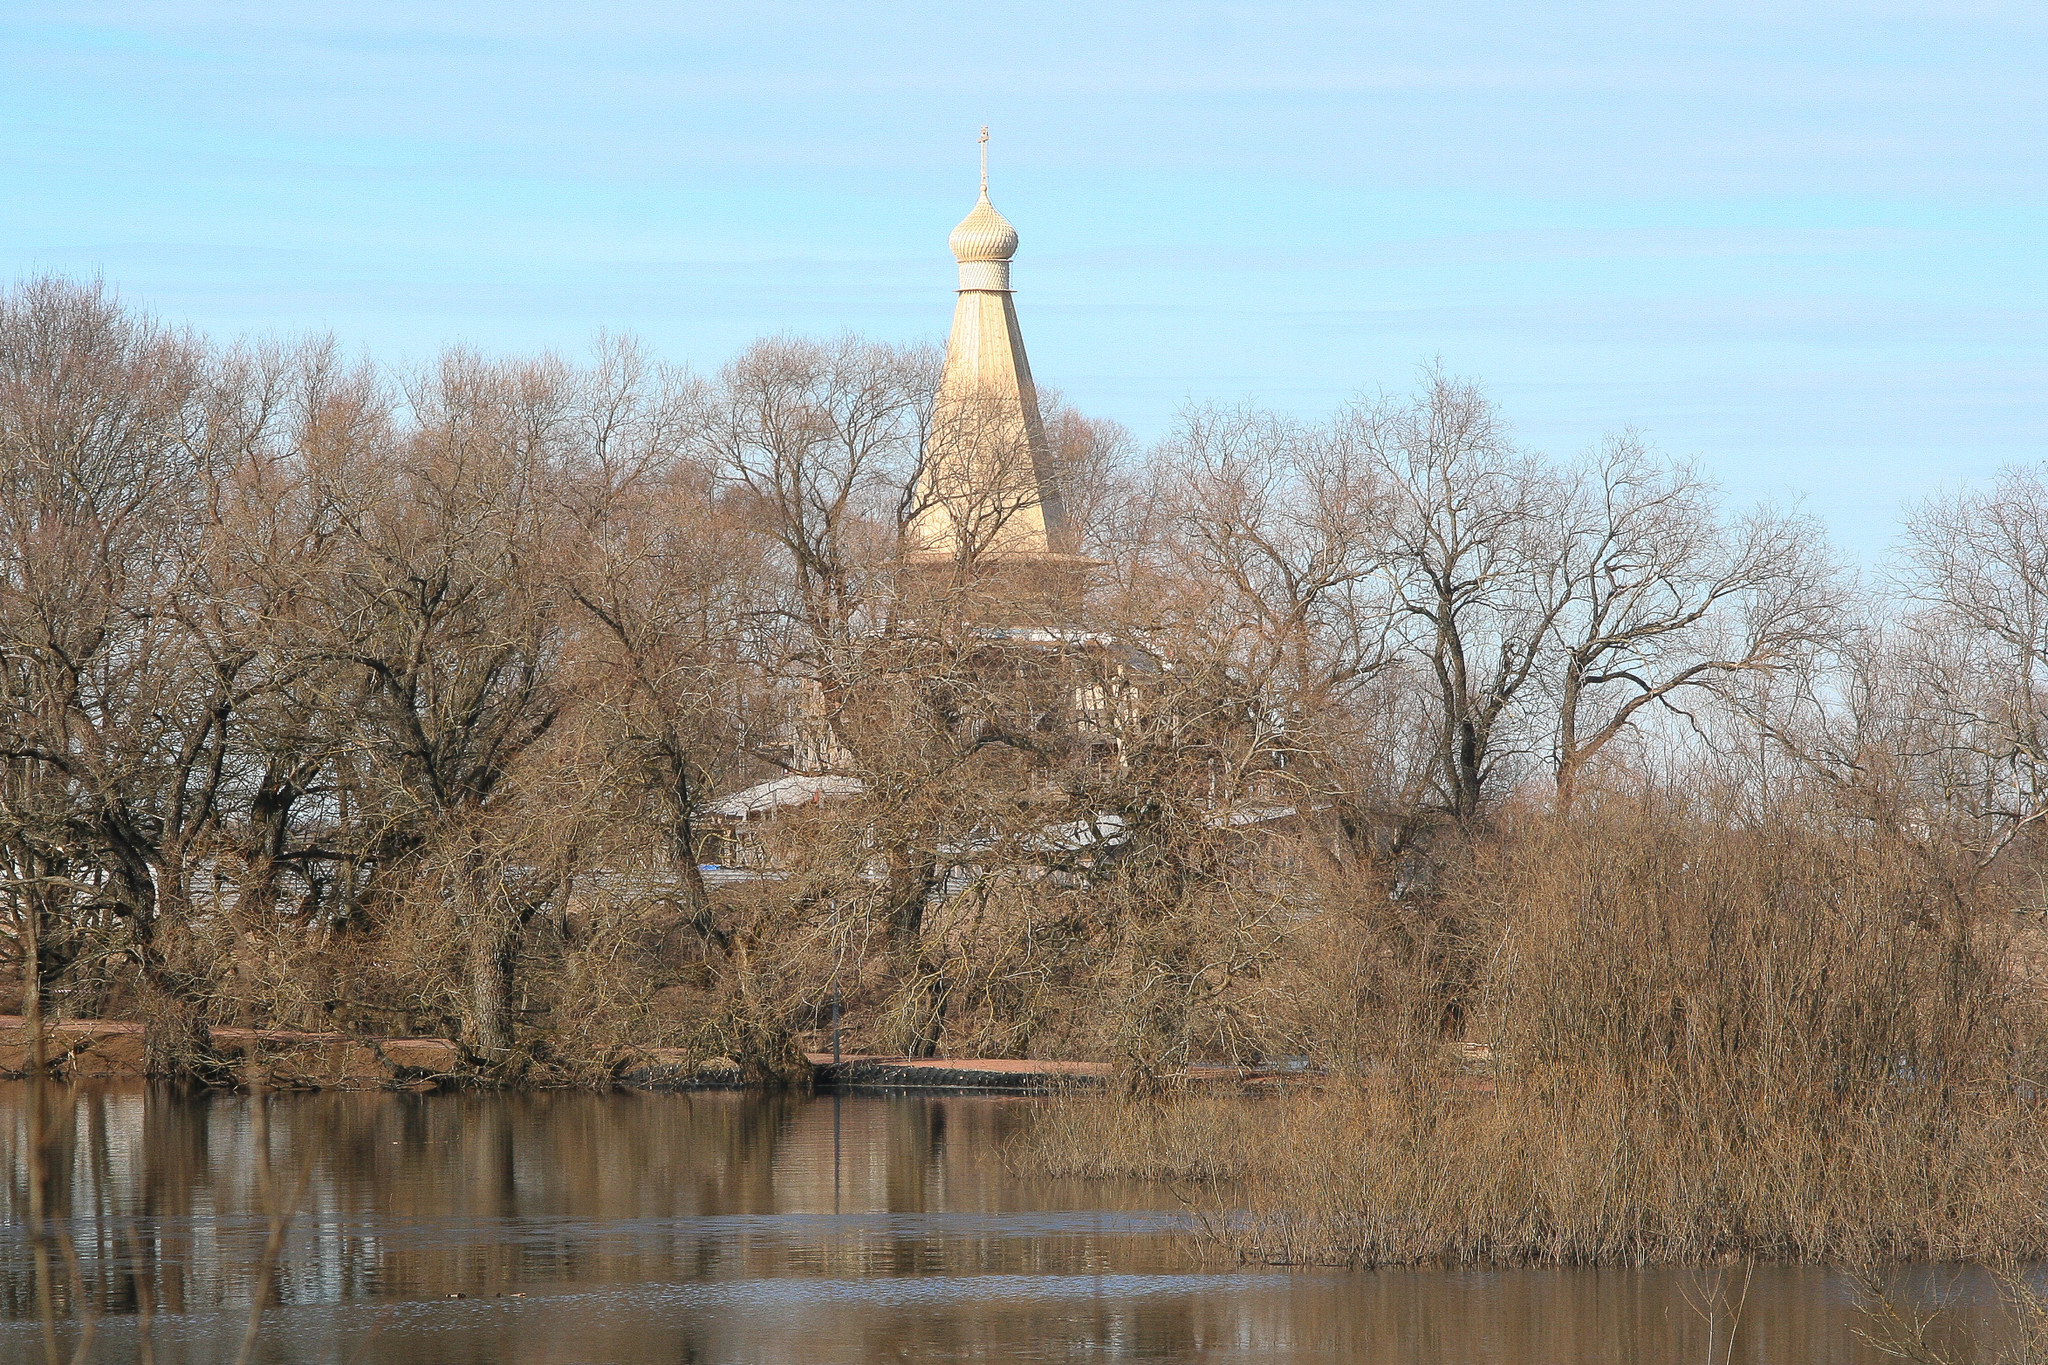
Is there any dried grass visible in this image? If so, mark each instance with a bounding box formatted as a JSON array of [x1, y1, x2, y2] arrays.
[[1017, 791, 2048, 1267]]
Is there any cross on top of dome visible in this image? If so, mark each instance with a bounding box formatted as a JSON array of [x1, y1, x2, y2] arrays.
[[949, 128, 1019, 265]]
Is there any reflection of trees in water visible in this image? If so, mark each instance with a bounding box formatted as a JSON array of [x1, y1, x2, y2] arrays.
[[0, 1085, 1926, 1363], [1, 1088, 1145, 1310]]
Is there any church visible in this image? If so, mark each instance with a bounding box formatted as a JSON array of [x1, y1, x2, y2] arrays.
[[696, 140, 1315, 888], [701, 138, 1119, 867]]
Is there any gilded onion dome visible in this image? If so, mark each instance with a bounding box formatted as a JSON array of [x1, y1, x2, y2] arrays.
[[950, 176, 1018, 291], [949, 191, 1019, 263]]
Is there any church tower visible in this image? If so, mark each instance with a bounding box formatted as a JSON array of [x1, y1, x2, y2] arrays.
[[904, 132, 1089, 622]]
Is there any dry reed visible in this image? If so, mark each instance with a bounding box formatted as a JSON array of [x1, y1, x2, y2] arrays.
[[1019, 791, 2048, 1268]]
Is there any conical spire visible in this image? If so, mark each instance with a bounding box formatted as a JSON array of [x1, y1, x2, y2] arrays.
[[906, 132, 1071, 569]]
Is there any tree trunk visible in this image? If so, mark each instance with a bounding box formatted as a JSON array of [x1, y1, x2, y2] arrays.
[[885, 845, 937, 944], [459, 863, 517, 1059], [1451, 717, 1485, 823], [466, 920, 516, 1058]]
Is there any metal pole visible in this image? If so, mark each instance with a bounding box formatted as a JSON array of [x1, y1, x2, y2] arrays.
[[831, 990, 842, 1067]]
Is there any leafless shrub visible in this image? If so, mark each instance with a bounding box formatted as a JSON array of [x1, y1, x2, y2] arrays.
[[1852, 1262, 2048, 1364], [1020, 782, 2048, 1267]]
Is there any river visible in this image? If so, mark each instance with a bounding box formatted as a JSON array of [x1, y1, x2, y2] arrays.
[[0, 1082, 1986, 1362]]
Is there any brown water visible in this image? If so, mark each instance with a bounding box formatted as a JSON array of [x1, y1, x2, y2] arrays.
[[0, 1082, 1994, 1363]]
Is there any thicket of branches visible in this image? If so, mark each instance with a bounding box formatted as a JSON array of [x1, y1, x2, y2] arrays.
[[5, 275, 2048, 1091]]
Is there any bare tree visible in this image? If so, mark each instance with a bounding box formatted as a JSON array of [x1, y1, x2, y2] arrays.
[[194, 342, 390, 955], [1149, 404, 1406, 817], [909, 380, 1067, 570], [0, 277, 264, 1023], [1349, 370, 1566, 823], [701, 335, 936, 650], [291, 350, 573, 1058], [553, 346, 767, 935], [1548, 434, 1841, 810], [1038, 389, 1136, 562], [1893, 464, 2048, 871]]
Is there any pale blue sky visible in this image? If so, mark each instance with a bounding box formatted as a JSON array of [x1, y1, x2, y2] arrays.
[[3, 2, 2041, 555]]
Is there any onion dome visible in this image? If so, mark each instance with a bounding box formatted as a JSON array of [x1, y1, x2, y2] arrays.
[[949, 191, 1019, 263]]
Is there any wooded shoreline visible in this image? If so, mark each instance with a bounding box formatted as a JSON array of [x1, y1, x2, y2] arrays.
[[9, 278, 2048, 1297], [2, 1015, 1292, 1092]]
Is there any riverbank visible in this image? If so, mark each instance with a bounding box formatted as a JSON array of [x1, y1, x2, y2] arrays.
[[0, 1015, 465, 1088], [0, 1014, 1288, 1093]]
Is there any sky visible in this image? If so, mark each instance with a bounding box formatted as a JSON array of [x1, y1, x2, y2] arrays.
[[1, 2, 2041, 559]]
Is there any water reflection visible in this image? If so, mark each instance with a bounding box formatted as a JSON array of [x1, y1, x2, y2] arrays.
[[0, 1082, 1967, 1362]]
